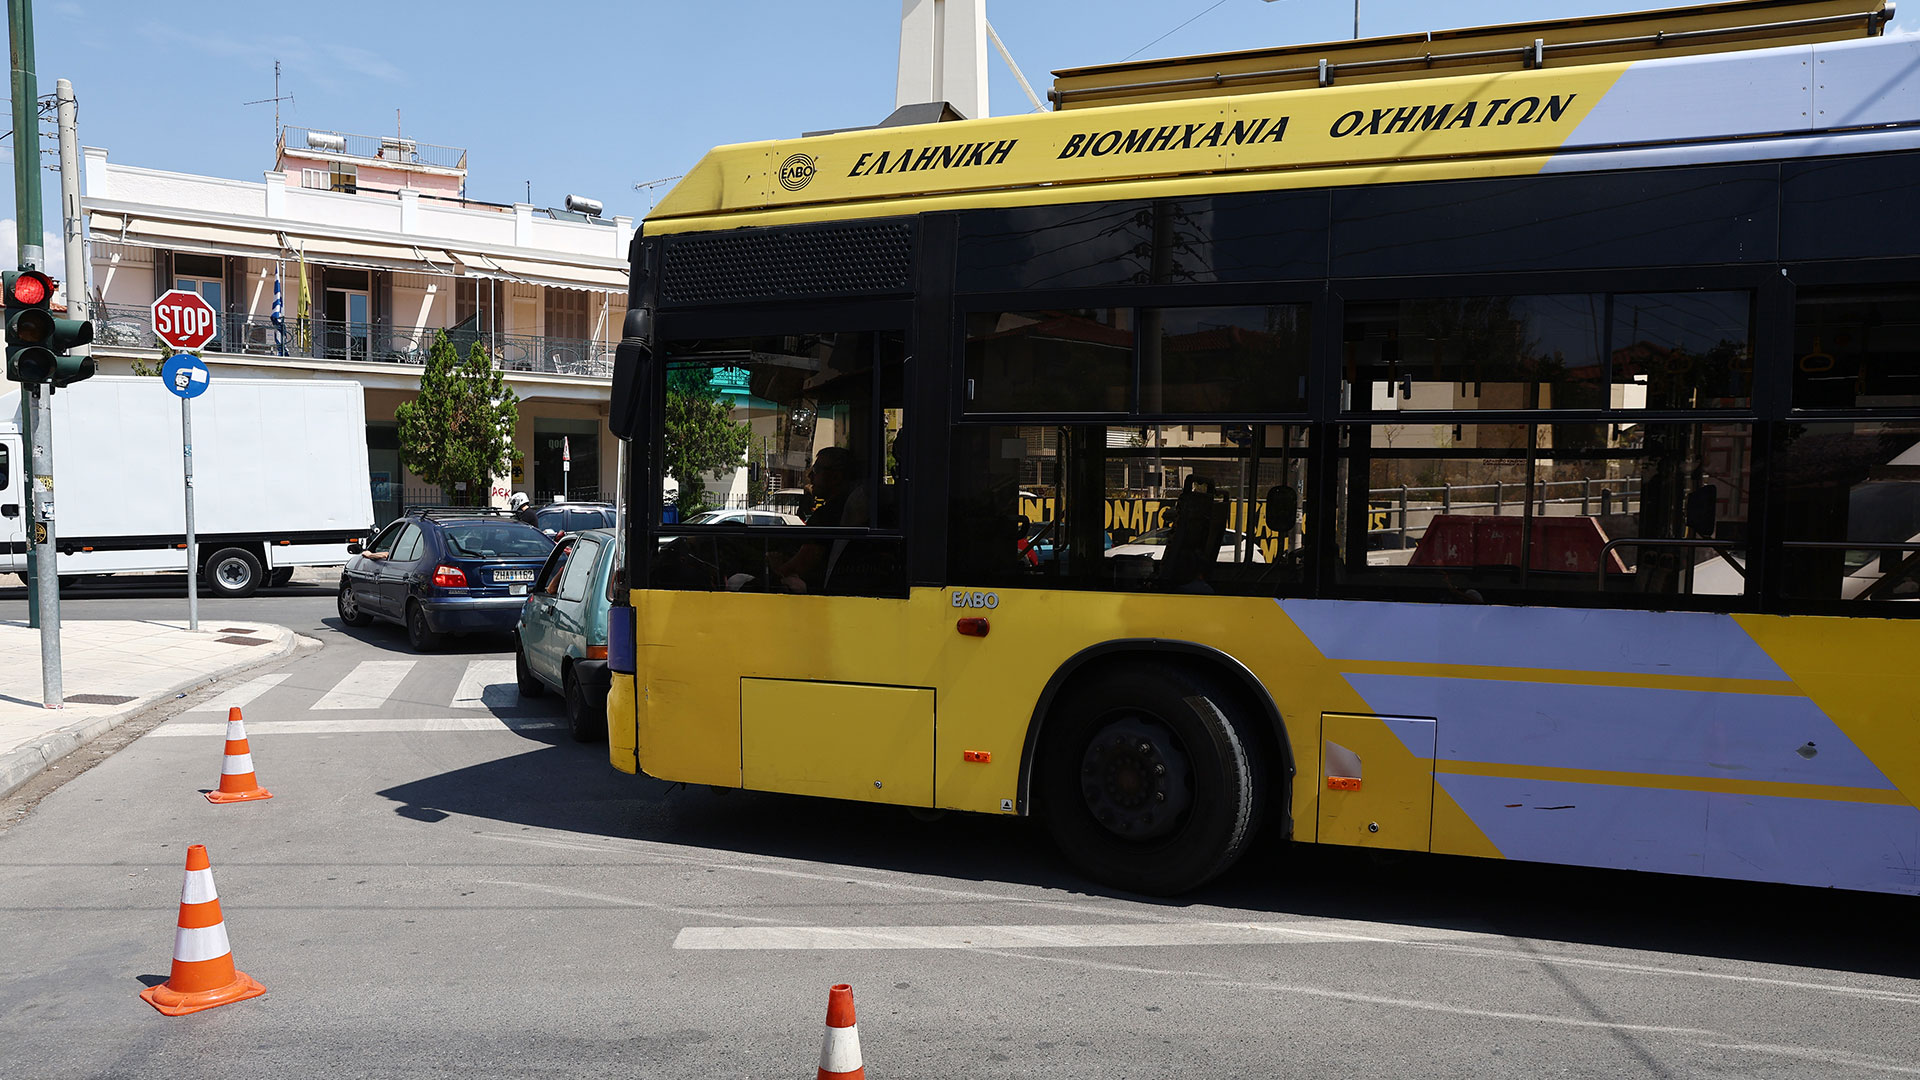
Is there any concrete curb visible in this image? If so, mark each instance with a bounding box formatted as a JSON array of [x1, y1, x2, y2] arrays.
[[0, 626, 302, 801]]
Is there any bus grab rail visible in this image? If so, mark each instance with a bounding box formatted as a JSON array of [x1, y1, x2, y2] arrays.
[[1594, 537, 1747, 589]]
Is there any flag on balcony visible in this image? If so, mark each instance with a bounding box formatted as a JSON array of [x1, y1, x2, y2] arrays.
[[272, 265, 288, 356], [295, 247, 312, 352]]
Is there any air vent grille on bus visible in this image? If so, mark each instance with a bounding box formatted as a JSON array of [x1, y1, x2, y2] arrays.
[[660, 221, 915, 305]]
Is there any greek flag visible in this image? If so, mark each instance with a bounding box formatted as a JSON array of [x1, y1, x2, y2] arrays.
[[272, 266, 288, 356]]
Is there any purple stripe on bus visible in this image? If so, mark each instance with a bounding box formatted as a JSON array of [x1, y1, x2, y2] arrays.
[[1437, 773, 1920, 894], [1346, 674, 1893, 789], [1278, 599, 1789, 681]]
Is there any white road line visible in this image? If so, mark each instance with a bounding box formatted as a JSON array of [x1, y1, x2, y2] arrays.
[[673, 921, 1470, 951], [185, 673, 290, 713], [311, 660, 416, 711], [149, 717, 560, 737], [451, 660, 518, 709]]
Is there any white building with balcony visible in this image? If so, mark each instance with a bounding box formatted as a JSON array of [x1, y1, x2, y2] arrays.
[[80, 127, 631, 526]]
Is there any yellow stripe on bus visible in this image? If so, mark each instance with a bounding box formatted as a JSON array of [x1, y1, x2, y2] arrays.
[[1435, 759, 1912, 806]]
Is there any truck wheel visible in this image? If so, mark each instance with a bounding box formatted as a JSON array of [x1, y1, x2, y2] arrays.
[[337, 580, 373, 627], [206, 548, 263, 598], [268, 567, 295, 588], [405, 600, 442, 652], [1039, 662, 1265, 896]]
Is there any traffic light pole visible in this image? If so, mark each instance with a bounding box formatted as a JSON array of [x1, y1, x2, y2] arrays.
[[29, 384, 59, 705], [9, 0, 44, 629]]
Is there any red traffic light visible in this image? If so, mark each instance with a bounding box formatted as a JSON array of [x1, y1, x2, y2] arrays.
[[9, 271, 49, 306]]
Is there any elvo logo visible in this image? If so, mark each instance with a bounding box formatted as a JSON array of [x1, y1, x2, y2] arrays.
[[778, 153, 818, 192]]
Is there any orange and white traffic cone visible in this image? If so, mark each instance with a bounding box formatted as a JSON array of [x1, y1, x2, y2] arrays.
[[205, 707, 271, 803], [139, 844, 266, 1016], [816, 983, 865, 1080]]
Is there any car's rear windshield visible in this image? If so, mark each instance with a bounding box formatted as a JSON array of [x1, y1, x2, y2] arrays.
[[441, 523, 553, 558]]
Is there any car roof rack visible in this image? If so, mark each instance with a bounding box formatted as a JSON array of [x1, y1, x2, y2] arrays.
[[403, 505, 516, 519]]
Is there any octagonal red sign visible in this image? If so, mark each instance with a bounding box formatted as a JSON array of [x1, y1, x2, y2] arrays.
[[151, 289, 219, 350]]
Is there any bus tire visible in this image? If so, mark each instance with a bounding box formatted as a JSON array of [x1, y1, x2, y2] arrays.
[[206, 547, 263, 598], [1039, 661, 1264, 896]]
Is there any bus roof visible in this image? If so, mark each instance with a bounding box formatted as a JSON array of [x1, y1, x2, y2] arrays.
[[645, 0, 1901, 237], [1052, 0, 1890, 110]]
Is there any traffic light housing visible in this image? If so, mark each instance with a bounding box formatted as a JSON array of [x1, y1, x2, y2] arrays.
[[6, 269, 94, 389]]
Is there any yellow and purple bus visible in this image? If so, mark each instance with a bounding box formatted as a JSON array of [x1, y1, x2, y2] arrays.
[[602, 0, 1920, 895]]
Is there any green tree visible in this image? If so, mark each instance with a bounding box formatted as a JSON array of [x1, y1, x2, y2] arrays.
[[663, 367, 750, 510], [396, 331, 521, 504]]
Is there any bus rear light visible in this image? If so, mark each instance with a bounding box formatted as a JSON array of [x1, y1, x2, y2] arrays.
[[432, 564, 468, 588], [586, 644, 607, 660], [956, 617, 989, 637]]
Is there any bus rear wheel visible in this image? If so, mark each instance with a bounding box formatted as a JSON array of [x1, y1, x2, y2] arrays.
[[1040, 662, 1264, 896]]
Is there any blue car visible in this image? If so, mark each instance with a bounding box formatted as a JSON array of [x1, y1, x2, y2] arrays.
[[338, 508, 555, 651]]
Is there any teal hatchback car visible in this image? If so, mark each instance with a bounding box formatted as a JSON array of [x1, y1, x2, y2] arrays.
[[514, 528, 617, 741]]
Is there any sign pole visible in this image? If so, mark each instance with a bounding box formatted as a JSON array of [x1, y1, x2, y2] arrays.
[[155, 351, 212, 631], [182, 393, 197, 631]]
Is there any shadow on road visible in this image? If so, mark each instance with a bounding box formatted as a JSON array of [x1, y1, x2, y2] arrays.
[[375, 741, 1920, 982], [316, 616, 517, 656]]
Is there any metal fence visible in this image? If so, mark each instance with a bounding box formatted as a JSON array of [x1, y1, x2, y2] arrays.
[[280, 127, 468, 171], [93, 304, 615, 378], [1370, 478, 1644, 550]]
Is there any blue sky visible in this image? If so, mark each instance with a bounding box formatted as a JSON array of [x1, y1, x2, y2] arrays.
[[4, 0, 1913, 274]]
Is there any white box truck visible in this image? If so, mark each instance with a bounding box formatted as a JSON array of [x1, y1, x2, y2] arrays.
[[1, 376, 374, 597]]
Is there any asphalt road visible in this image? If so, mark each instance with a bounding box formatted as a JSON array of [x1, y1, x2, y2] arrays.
[[0, 576, 1916, 1078]]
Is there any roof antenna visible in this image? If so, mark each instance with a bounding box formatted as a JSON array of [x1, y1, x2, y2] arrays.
[[243, 59, 295, 145]]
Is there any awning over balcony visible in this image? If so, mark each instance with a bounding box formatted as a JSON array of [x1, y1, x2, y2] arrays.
[[90, 213, 284, 260], [455, 252, 628, 294], [289, 236, 454, 275], [87, 206, 623, 292]]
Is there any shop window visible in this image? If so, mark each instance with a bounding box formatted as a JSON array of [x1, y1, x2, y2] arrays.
[[949, 423, 1310, 595], [1337, 421, 1753, 603]]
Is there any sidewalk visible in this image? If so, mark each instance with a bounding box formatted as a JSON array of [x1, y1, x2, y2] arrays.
[[0, 619, 299, 799]]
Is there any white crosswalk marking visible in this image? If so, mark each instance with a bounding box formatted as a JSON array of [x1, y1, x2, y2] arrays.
[[451, 660, 519, 709], [151, 717, 560, 737], [312, 660, 417, 711], [185, 673, 290, 713]]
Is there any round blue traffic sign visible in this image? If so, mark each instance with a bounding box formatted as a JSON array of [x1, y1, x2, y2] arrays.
[[161, 353, 211, 399]]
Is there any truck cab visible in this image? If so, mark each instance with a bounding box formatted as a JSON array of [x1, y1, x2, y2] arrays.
[[1, 429, 22, 571]]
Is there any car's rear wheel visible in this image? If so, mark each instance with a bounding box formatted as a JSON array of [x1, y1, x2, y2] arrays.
[[405, 600, 441, 651], [564, 667, 604, 743], [515, 639, 545, 697], [337, 580, 372, 627], [1040, 661, 1265, 896]]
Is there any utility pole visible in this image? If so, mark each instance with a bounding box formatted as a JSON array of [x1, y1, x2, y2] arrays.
[[57, 79, 84, 333], [8, 0, 44, 631]]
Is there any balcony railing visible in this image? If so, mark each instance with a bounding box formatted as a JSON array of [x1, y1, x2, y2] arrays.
[[280, 126, 468, 171], [92, 303, 614, 378]]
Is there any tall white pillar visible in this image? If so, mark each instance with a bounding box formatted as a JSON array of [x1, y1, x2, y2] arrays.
[[896, 0, 988, 119]]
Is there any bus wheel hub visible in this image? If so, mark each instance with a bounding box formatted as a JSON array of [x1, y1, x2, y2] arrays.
[[1080, 715, 1191, 840]]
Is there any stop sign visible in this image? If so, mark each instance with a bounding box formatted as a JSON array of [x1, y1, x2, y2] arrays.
[[151, 289, 219, 350]]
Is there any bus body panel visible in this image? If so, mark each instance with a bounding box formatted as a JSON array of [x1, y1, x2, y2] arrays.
[[630, 587, 1920, 894]]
